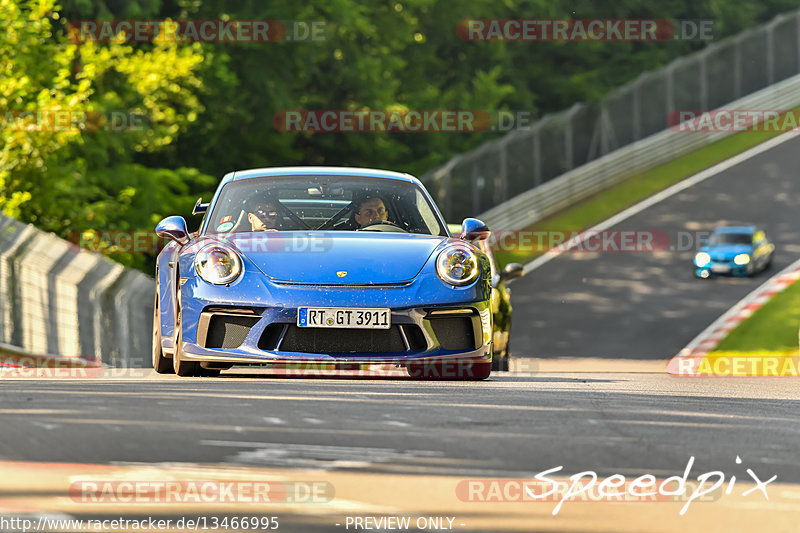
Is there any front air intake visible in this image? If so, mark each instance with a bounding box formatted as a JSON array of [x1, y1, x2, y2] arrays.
[[426, 315, 479, 351], [279, 325, 407, 354], [203, 314, 260, 349]]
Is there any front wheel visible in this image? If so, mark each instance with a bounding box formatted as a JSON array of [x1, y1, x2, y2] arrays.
[[152, 285, 173, 374], [504, 340, 511, 371], [491, 347, 508, 372], [172, 293, 199, 377]]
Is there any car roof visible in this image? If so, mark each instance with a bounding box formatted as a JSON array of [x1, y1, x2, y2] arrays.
[[714, 225, 755, 234], [228, 166, 420, 185]]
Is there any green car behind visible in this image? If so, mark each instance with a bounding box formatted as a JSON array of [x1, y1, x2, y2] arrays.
[[449, 224, 524, 371]]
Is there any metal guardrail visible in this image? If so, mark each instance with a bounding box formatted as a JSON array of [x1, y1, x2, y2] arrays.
[[422, 10, 800, 228], [0, 214, 153, 367]]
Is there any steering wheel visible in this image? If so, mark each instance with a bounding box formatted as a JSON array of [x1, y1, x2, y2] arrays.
[[357, 220, 407, 232]]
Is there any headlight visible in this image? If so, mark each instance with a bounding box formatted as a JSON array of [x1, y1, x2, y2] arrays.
[[734, 253, 751, 265], [436, 245, 480, 286], [195, 244, 242, 284], [694, 252, 711, 267]]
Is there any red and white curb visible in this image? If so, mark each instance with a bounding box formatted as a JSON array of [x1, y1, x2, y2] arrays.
[[666, 257, 800, 375]]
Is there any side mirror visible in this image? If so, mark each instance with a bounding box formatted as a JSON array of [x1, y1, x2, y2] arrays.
[[499, 262, 525, 283], [460, 218, 490, 242], [192, 197, 210, 215], [156, 216, 190, 245]]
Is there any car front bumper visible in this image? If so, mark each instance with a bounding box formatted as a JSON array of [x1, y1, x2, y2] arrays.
[[175, 274, 493, 365], [695, 261, 750, 277]]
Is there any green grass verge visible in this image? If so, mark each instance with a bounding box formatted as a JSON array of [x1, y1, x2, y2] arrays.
[[712, 279, 800, 353], [493, 115, 797, 268]]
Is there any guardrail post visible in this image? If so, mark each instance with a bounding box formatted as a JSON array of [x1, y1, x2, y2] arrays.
[[797, 12, 800, 73], [699, 52, 708, 111], [443, 171, 452, 221], [767, 22, 776, 85], [498, 140, 508, 202], [632, 80, 642, 141], [665, 63, 676, 116], [0, 219, 33, 347], [532, 126, 542, 187], [564, 105, 577, 171], [94, 264, 126, 364], [8, 229, 39, 350], [45, 249, 78, 356], [734, 36, 743, 99], [129, 275, 156, 368], [472, 162, 480, 214]]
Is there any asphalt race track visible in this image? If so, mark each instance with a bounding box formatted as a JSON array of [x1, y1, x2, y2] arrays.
[[510, 134, 800, 359], [1, 372, 800, 532]]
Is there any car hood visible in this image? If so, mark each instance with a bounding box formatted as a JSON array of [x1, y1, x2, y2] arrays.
[[222, 232, 447, 284], [701, 244, 753, 258]]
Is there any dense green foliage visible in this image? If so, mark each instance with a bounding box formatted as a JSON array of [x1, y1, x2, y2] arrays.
[[2, 0, 798, 271]]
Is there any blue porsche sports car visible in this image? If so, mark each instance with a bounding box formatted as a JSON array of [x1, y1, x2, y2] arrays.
[[153, 167, 496, 379], [694, 225, 775, 278]]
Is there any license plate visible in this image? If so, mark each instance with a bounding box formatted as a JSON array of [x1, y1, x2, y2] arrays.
[[711, 264, 730, 273], [297, 307, 391, 329]]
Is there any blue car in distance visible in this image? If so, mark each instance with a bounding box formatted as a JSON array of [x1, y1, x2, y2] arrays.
[[694, 225, 775, 278], [153, 167, 496, 379]]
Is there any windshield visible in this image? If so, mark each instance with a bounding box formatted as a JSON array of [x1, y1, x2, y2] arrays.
[[709, 232, 752, 245], [204, 176, 446, 236]]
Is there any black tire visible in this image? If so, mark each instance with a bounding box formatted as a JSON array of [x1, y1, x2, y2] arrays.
[[172, 292, 199, 377], [491, 340, 510, 372], [491, 355, 509, 372], [152, 283, 173, 374], [491, 347, 503, 371], [198, 367, 221, 377]]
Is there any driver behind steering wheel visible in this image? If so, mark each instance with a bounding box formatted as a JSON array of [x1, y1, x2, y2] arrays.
[[354, 194, 389, 228]]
